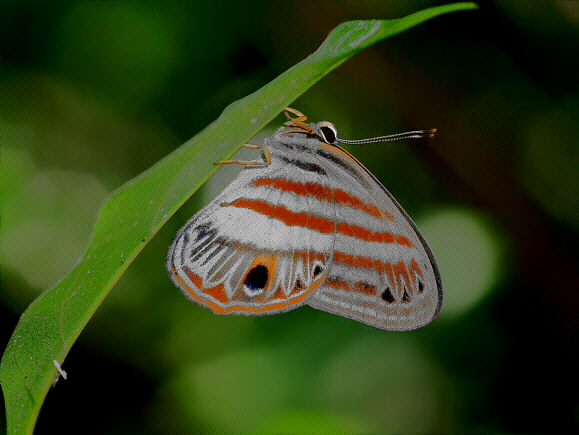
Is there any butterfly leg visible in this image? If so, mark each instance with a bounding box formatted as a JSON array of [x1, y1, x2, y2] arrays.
[[214, 141, 272, 167], [283, 107, 312, 132]]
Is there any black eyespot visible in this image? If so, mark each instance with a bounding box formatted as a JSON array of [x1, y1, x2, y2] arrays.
[[381, 287, 395, 303], [294, 279, 303, 290], [320, 125, 337, 144], [402, 289, 411, 303], [313, 264, 323, 277], [418, 280, 424, 293], [244, 265, 268, 291]]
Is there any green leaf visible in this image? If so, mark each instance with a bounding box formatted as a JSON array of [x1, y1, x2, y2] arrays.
[[1, 3, 477, 434]]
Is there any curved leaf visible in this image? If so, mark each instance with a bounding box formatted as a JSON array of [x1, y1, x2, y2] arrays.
[[1, 3, 477, 434]]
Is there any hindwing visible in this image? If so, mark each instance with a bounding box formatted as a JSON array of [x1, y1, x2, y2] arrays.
[[305, 142, 442, 330]]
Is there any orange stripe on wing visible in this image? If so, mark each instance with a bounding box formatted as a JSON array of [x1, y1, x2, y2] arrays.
[[293, 250, 328, 263], [336, 221, 414, 247], [223, 198, 335, 233], [410, 258, 424, 279], [333, 251, 417, 291], [334, 188, 391, 219], [253, 177, 332, 202], [177, 258, 330, 315], [329, 255, 414, 299], [173, 267, 203, 304], [393, 261, 413, 294], [182, 267, 230, 305], [324, 276, 376, 296], [252, 177, 392, 219], [222, 198, 412, 246], [218, 268, 326, 314], [334, 251, 378, 270], [323, 277, 351, 291], [354, 282, 377, 296], [182, 266, 202, 289]]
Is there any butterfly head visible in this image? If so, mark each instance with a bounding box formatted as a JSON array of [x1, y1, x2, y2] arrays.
[[315, 121, 339, 145], [281, 107, 339, 145], [281, 107, 436, 146]]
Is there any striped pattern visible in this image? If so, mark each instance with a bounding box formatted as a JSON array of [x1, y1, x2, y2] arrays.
[[167, 112, 442, 331]]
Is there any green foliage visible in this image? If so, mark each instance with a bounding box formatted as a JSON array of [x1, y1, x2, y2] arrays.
[[1, 3, 477, 434]]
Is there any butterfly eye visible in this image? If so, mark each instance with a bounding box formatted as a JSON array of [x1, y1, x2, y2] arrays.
[[243, 264, 268, 296], [319, 124, 338, 144]]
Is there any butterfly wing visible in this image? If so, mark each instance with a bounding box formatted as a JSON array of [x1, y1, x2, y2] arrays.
[[166, 135, 336, 315], [306, 142, 443, 331]]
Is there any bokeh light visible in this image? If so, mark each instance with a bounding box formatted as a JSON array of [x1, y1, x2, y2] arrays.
[[418, 208, 504, 319]]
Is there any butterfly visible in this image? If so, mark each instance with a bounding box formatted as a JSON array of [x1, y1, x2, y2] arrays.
[[167, 108, 442, 331]]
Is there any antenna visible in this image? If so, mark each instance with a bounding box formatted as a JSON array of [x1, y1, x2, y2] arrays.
[[337, 128, 437, 145]]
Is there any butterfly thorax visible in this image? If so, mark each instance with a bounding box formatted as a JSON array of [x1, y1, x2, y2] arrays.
[[271, 128, 318, 151]]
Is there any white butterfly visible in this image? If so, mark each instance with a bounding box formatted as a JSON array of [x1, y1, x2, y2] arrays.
[[167, 108, 442, 330]]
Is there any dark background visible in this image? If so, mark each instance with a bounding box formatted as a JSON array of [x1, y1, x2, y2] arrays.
[[1, 1, 578, 433]]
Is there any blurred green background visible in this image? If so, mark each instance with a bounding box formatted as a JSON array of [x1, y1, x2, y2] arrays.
[[1, 1, 578, 433]]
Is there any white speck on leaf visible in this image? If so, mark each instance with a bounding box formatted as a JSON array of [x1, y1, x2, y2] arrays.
[[349, 21, 381, 48], [334, 28, 354, 53], [52, 360, 67, 386], [250, 118, 257, 124]]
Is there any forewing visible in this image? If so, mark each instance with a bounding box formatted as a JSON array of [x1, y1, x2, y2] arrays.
[[306, 142, 442, 331], [166, 137, 336, 315]]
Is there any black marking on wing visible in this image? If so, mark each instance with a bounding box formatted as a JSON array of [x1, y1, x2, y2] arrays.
[[276, 140, 310, 153], [381, 287, 395, 303], [316, 148, 365, 183], [244, 265, 268, 292], [194, 222, 214, 242], [191, 229, 218, 262], [278, 155, 327, 175]]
